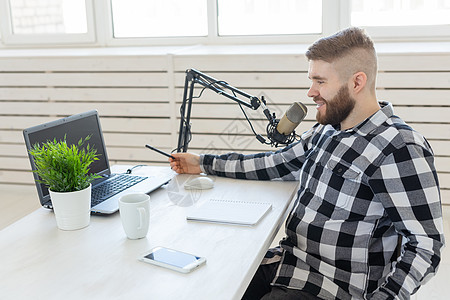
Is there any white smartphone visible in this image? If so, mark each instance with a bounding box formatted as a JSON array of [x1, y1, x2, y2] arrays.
[[139, 246, 206, 273]]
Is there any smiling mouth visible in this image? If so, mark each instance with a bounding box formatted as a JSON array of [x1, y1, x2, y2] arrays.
[[315, 101, 326, 109]]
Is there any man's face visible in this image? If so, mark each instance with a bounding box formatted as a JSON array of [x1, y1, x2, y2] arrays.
[[307, 60, 356, 126]]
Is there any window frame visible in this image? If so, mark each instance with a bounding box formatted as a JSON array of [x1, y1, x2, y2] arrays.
[[103, 0, 341, 46], [0, 0, 449, 48], [0, 0, 96, 46], [103, 0, 450, 46]]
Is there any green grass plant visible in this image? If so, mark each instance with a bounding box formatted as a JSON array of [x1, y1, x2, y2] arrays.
[[29, 135, 101, 193]]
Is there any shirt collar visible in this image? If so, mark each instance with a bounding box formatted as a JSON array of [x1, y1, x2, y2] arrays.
[[341, 101, 394, 136]]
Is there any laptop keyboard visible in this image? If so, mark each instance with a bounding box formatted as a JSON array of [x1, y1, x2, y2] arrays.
[[91, 174, 147, 206]]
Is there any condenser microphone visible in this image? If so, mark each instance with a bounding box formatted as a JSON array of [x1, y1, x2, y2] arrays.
[[267, 102, 307, 147], [277, 102, 307, 134]]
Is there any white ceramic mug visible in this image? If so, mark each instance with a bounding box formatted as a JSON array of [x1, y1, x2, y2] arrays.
[[119, 193, 150, 239]]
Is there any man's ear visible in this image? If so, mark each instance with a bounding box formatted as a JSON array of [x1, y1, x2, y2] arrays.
[[352, 71, 367, 94]]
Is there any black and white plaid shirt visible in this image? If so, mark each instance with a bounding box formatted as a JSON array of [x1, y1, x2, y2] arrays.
[[200, 101, 444, 300]]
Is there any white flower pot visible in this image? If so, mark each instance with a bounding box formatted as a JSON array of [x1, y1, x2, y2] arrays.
[[49, 184, 91, 231]]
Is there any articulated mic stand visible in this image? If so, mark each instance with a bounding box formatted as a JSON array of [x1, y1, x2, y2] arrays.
[[176, 68, 301, 152], [176, 69, 267, 152]]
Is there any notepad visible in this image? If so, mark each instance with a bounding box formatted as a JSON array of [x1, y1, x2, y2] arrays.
[[186, 199, 272, 226]]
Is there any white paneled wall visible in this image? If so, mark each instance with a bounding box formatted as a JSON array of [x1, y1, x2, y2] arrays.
[[0, 46, 449, 203]]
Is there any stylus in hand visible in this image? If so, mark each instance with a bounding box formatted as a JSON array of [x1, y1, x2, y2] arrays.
[[145, 144, 176, 160]]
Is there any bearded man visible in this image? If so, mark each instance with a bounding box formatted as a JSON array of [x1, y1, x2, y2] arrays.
[[169, 27, 444, 300]]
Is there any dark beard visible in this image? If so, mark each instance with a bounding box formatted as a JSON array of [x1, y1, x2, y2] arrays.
[[315, 85, 356, 126]]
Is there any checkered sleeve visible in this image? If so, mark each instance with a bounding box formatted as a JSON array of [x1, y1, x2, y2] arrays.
[[368, 142, 445, 299], [199, 140, 307, 181]]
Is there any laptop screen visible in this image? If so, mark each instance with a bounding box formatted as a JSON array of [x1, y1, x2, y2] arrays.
[[23, 110, 110, 203]]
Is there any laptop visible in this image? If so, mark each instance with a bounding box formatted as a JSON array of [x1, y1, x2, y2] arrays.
[[23, 110, 175, 214]]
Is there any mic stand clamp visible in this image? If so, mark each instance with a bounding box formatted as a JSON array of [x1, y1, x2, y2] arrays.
[[260, 99, 295, 147], [266, 118, 297, 148]]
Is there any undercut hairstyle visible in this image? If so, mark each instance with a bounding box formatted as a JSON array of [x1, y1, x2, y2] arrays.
[[306, 27, 378, 91]]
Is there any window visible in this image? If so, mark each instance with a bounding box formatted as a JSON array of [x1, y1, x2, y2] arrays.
[[0, 0, 95, 45], [111, 0, 208, 38], [217, 0, 322, 36], [9, 0, 87, 34], [349, 0, 450, 39], [351, 0, 450, 27]]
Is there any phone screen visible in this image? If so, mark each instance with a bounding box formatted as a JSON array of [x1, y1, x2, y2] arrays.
[[145, 247, 201, 268]]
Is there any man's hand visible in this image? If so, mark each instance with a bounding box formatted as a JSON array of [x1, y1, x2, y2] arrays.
[[169, 153, 202, 174]]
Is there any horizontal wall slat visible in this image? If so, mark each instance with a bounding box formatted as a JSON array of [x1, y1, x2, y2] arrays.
[[427, 140, 450, 157], [173, 54, 309, 72], [0, 73, 168, 87], [0, 130, 25, 143], [176, 87, 450, 107], [187, 134, 279, 152], [0, 87, 169, 102], [0, 55, 169, 72], [0, 157, 31, 170], [396, 124, 450, 140], [442, 190, 450, 205], [393, 107, 450, 123], [0, 116, 172, 133], [5, 134, 446, 164], [174, 71, 450, 89], [188, 119, 315, 136], [103, 133, 171, 148], [100, 118, 172, 133], [439, 173, 450, 189], [174, 72, 308, 88], [4, 136, 446, 165], [2, 165, 449, 197], [0, 116, 56, 129], [377, 72, 450, 89], [107, 146, 173, 162], [3, 102, 446, 130], [188, 120, 450, 141], [175, 53, 450, 73], [377, 54, 450, 71], [0, 134, 173, 156], [185, 103, 316, 120], [0, 144, 28, 157], [112, 161, 167, 167], [5, 137, 447, 173], [0, 149, 171, 178], [176, 103, 450, 124], [3, 162, 449, 192], [175, 87, 310, 105], [376, 89, 450, 106], [182, 133, 450, 160], [0, 170, 34, 184], [1, 102, 170, 117], [0, 144, 171, 167], [435, 157, 450, 173]]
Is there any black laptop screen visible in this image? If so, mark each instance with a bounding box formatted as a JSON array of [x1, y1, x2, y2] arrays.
[[26, 112, 109, 198]]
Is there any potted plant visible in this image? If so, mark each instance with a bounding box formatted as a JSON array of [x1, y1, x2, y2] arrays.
[[29, 135, 100, 230]]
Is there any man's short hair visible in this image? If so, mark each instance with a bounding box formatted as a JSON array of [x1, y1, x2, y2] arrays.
[[306, 27, 378, 90]]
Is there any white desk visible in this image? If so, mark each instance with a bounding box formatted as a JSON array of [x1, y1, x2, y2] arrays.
[[0, 166, 298, 300]]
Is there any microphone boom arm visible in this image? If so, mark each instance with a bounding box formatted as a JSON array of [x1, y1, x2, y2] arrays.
[[177, 69, 266, 152]]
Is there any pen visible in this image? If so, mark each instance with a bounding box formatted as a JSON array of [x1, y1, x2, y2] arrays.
[[145, 144, 176, 160]]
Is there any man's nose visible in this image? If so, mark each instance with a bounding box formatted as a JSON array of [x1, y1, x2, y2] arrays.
[[307, 84, 318, 98]]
